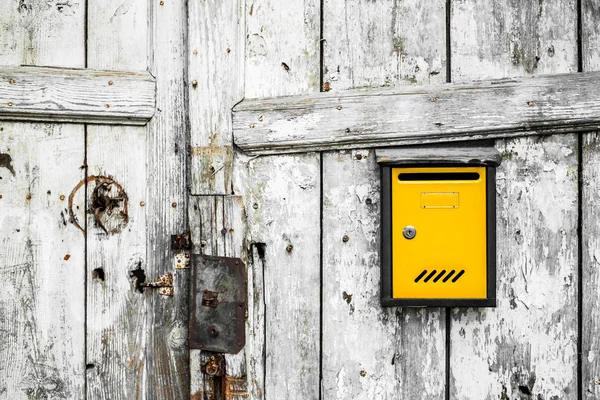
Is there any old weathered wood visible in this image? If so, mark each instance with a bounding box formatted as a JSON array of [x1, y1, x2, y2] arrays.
[[145, 0, 190, 398], [0, 66, 155, 125], [321, 1, 448, 398], [323, 0, 446, 90], [237, 1, 321, 399], [85, 1, 151, 398], [450, 2, 578, 398], [322, 150, 446, 399], [581, 3, 600, 397], [233, 71, 600, 155], [375, 146, 502, 166], [451, 0, 577, 80], [188, 195, 247, 400], [0, 123, 86, 399], [582, 133, 600, 399], [246, 154, 321, 400], [0, 0, 85, 68], [0, 1, 86, 398], [188, 0, 244, 195]]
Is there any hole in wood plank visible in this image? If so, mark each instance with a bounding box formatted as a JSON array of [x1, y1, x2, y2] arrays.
[[92, 268, 105, 282], [129, 263, 146, 293]]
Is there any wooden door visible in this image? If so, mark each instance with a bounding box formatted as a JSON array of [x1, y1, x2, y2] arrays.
[[0, 1, 189, 399]]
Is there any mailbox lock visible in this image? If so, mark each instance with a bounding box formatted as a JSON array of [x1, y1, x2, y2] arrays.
[[403, 226, 417, 239]]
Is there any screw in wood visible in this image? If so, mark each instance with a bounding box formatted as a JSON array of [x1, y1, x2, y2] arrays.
[[342, 235, 349, 243], [286, 244, 293, 253]]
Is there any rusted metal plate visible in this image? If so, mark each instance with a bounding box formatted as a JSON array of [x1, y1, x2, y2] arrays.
[[189, 255, 246, 353]]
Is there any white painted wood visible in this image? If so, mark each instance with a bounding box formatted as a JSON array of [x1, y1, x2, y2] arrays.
[[240, 1, 321, 398], [0, 66, 155, 125], [0, 122, 86, 399], [0, 0, 85, 68], [85, 1, 150, 397], [450, 2, 579, 398], [581, 3, 600, 397], [188, 0, 244, 195], [246, 154, 321, 400], [322, 150, 446, 399], [375, 146, 502, 166], [233, 72, 600, 155], [0, 1, 86, 398], [145, 0, 190, 398], [244, 0, 320, 99], [451, 0, 577, 81], [323, 0, 446, 91]]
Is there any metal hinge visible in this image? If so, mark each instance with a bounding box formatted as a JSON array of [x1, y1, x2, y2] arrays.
[[140, 273, 173, 296]]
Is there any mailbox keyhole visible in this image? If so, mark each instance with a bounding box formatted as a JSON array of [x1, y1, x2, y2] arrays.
[[403, 226, 417, 239]]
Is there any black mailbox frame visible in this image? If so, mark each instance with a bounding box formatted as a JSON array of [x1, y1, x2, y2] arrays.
[[377, 146, 501, 308]]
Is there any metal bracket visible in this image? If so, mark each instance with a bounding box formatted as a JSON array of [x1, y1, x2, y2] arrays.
[[140, 273, 173, 296], [201, 354, 225, 377], [189, 255, 247, 353]]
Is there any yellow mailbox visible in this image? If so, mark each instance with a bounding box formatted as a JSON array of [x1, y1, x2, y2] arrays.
[[377, 146, 501, 307]]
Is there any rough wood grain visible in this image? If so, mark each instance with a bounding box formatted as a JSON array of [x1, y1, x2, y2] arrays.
[[246, 154, 321, 400], [233, 72, 600, 155], [323, 0, 446, 91], [240, 1, 321, 398], [321, 150, 446, 399], [0, 123, 86, 399], [449, 3, 579, 398], [0, 0, 85, 68], [582, 133, 600, 398], [244, 0, 320, 99], [85, 1, 151, 397], [0, 66, 155, 125], [188, 195, 248, 400], [581, 3, 600, 397], [188, 0, 244, 195], [451, 0, 577, 81], [0, 2, 86, 398], [145, 0, 190, 398]]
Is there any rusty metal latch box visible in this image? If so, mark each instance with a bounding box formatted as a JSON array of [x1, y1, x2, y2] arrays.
[[377, 146, 501, 307], [189, 254, 247, 353]]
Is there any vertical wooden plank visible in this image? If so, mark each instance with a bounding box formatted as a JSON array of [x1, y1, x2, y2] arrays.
[[450, 1, 579, 398], [582, 133, 600, 399], [451, 0, 577, 81], [146, 0, 190, 398], [323, 0, 446, 91], [246, 154, 321, 400], [85, 1, 150, 398], [242, 1, 321, 398], [0, 123, 85, 399], [0, 1, 86, 398], [321, 1, 447, 398], [188, 0, 244, 195], [582, 3, 600, 397], [321, 150, 446, 399]]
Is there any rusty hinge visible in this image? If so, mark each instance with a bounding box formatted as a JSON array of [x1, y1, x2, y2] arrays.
[[140, 273, 173, 296], [201, 354, 225, 377]]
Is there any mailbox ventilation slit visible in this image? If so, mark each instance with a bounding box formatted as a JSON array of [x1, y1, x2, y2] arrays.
[[452, 270, 465, 283], [423, 270, 437, 283], [433, 270, 446, 282], [414, 270, 428, 283], [442, 270, 455, 283]]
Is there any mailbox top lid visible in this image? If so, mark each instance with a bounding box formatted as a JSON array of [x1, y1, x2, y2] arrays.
[[376, 146, 502, 167]]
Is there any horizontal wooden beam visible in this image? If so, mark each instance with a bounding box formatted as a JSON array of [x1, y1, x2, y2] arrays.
[[0, 66, 155, 125], [233, 72, 600, 155]]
